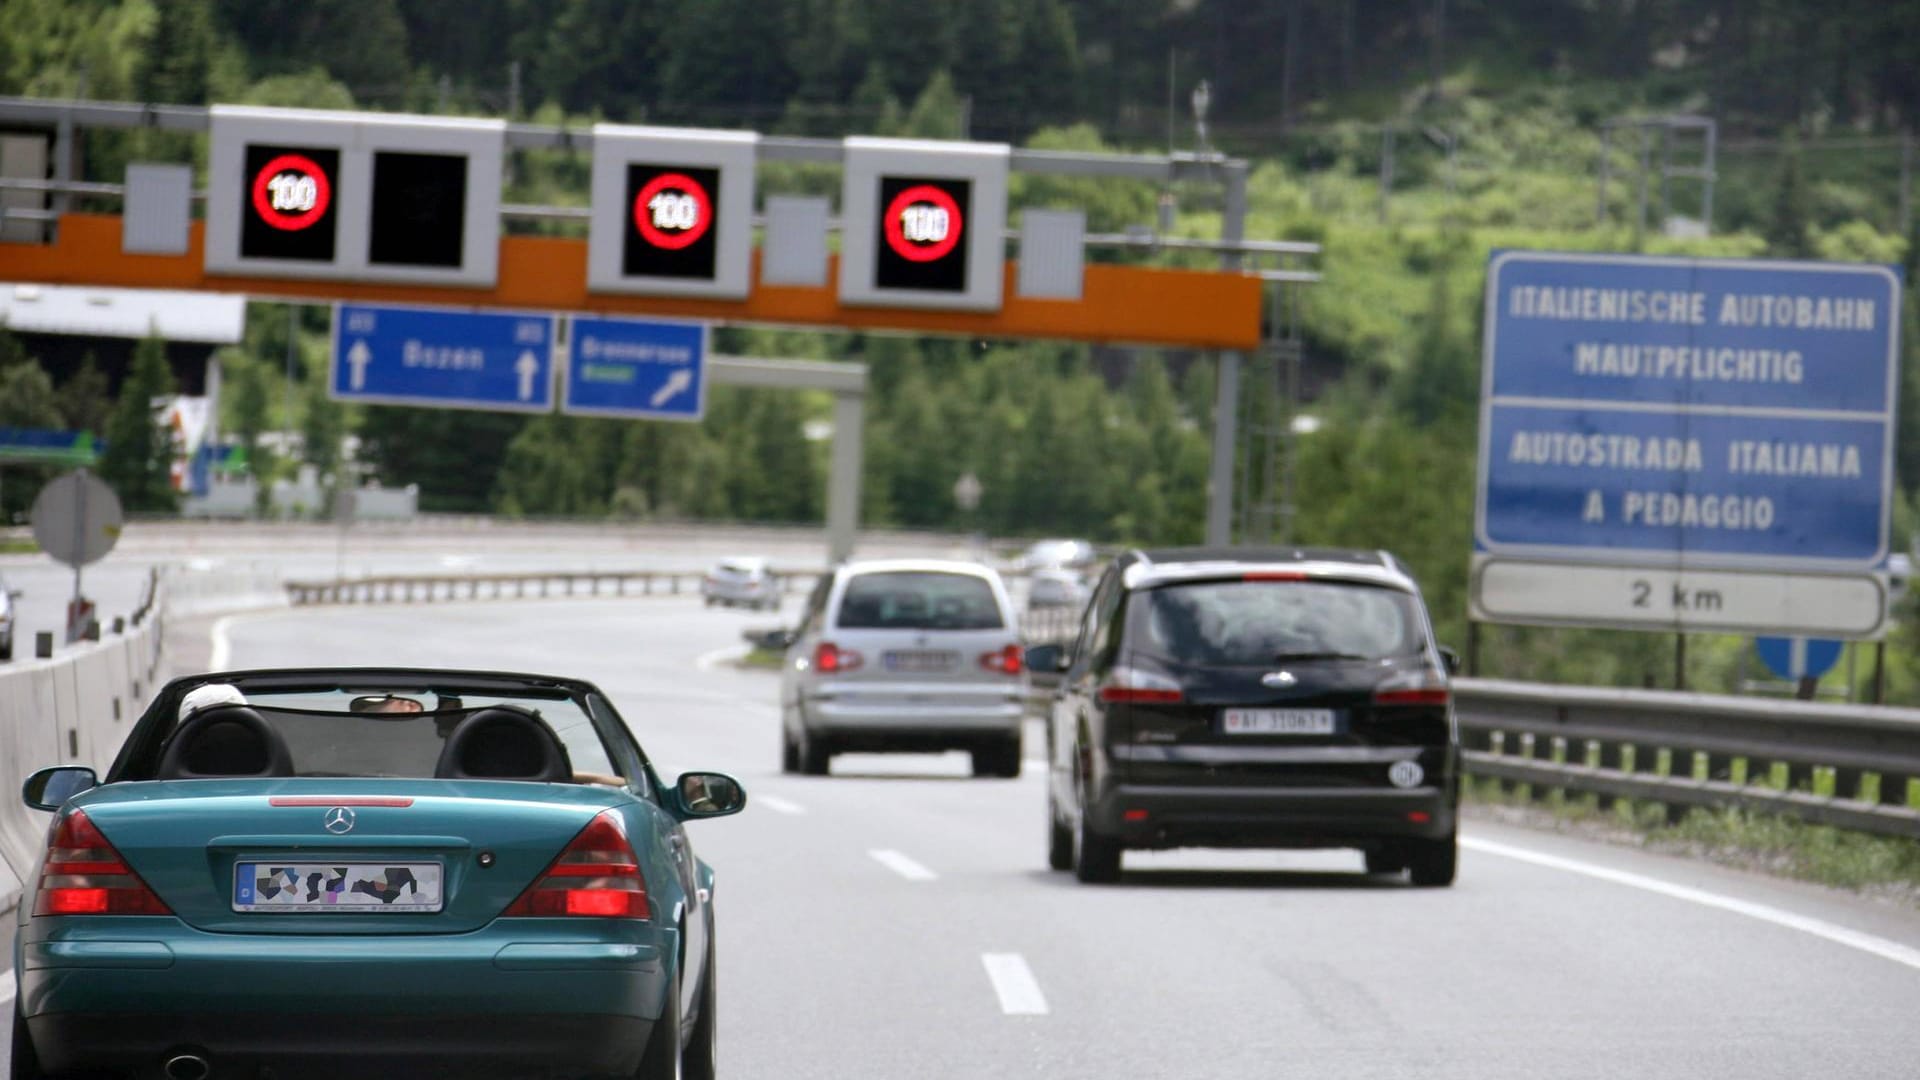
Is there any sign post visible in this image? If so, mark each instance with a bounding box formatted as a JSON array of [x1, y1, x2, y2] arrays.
[[1471, 252, 1901, 640]]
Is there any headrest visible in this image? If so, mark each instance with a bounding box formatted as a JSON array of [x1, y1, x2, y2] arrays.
[[157, 705, 295, 780], [433, 707, 572, 783]]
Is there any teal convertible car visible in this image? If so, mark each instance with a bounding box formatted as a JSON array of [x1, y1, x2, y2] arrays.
[[10, 668, 744, 1080]]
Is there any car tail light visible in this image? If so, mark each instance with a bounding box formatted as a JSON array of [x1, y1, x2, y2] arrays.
[[1098, 665, 1184, 705], [1373, 670, 1451, 707], [979, 645, 1024, 675], [814, 642, 863, 674], [502, 810, 650, 920], [33, 809, 171, 917]]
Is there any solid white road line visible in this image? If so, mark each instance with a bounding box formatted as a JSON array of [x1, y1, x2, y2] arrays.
[[756, 794, 806, 815], [208, 613, 237, 671], [695, 644, 752, 672], [1462, 836, 1920, 975], [868, 849, 939, 882], [981, 953, 1050, 1015]]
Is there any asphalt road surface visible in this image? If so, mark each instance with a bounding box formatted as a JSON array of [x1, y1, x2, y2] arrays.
[[9, 595, 1920, 1078]]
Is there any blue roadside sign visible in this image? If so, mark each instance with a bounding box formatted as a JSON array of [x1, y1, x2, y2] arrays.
[[330, 303, 555, 413], [1754, 636, 1844, 681], [1476, 252, 1900, 572], [563, 315, 708, 421]]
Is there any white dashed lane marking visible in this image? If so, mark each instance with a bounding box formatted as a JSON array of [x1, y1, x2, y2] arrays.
[[981, 953, 1049, 1015], [868, 849, 938, 882]]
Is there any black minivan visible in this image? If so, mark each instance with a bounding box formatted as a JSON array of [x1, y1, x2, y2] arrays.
[[1028, 547, 1461, 886]]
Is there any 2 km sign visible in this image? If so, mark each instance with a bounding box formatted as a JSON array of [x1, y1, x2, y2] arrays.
[[1470, 252, 1903, 638]]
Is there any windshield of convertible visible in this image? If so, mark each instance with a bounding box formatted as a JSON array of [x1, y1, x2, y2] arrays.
[[137, 686, 622, 783]]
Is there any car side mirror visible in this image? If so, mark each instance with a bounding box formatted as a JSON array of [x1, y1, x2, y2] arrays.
[[1437, 646, 1462, 676], [1025, 644, 1067, 673], [672, 771, 746, 820], [24, 766, 97, 812]]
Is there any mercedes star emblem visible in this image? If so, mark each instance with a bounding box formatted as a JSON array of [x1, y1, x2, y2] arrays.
[[323, 806, 356, 834], [1261, 671, 1298, 688]]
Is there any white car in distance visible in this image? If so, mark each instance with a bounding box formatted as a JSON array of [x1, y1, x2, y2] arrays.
[[702, 556, 780, 611]]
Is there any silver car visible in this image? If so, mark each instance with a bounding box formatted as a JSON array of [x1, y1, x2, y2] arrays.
[[701, 556, 780, 610], [779, 560, 1027, 778]]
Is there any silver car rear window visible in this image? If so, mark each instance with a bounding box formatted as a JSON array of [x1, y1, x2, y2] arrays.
[[836, 572, 1005, 630]]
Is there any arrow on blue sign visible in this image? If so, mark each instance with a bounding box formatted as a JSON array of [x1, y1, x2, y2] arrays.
[[563, 315, 709, 421], [330, 303, 556, 413]]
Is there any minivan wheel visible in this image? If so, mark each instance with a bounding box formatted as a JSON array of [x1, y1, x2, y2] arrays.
[[1046, 797, 1073, 871], [1407, 833, 1458, 887], [780, 730, 800, 774], [1073, 816, 1122, 884]]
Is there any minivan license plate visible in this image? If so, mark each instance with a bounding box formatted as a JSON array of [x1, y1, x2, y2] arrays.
[[1221, 708, 1337, 735], [234, 862, 443, 913]]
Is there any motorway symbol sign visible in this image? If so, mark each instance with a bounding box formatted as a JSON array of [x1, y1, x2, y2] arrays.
[[563, 316, 708, 421], [1470, 251, 1902, 638], [30, 470, 122, 568], [330, 303, 555, 414], [1755, 636, 1844, 681]]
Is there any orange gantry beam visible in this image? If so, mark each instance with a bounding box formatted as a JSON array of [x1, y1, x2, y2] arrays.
[[0, 214, 1264, 350]]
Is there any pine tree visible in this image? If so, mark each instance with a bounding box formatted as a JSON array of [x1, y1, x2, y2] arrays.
[[56, 353, 112, 436], [98, 334, 178, 513]]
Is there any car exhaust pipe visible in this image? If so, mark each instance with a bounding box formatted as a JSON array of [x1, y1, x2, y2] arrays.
[[163, 1052, 211, 1080]]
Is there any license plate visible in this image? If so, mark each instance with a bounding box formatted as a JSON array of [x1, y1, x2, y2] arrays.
[[884, 650, 956, 673], [1221, 708, 1338, 735], [234, 862, 444, 913]]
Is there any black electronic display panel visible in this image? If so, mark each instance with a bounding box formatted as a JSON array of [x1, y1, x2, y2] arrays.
[[368, 150, 468, 268], [622, 164, 720, 280], [239, 144, 339, 262], [874, 176, 970, 293]]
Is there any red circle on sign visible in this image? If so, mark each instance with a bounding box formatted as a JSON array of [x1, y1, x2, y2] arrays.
[[883, 184, 963, 263], [633, 172, 713, 251], [249, 153, 332, 232]]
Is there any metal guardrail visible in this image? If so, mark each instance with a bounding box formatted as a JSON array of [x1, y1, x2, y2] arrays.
[[1452, 678, 1920, 839], [284, 569, 823, 606]]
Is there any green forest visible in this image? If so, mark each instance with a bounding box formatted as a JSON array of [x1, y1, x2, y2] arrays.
[[6, 0, 1920, 697]]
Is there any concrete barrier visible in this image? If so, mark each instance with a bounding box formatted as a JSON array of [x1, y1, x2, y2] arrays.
[[0, 612, 166, 913], [0, 564, 276, 915]]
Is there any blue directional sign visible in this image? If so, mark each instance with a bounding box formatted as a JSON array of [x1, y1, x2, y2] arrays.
[[563, 315, 708, 421], [1755, 636, 1843, 681], [1476, 252, 1901, 571], [331, 303, 555, 413]]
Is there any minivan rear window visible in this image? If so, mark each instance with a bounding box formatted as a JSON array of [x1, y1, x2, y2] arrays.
[[836, 572, 1005, 630], [1134, 580, 1420, 665]]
